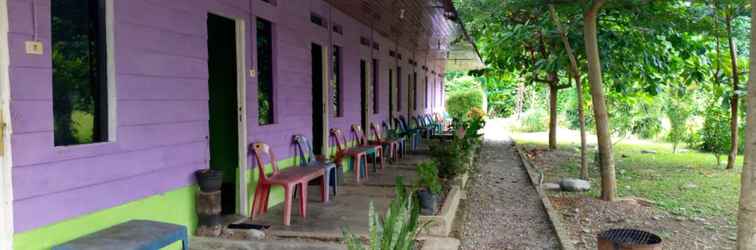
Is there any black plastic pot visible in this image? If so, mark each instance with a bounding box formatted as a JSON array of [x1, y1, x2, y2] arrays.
[[195, 169, 223, 192], [417, 189, 437, 215]]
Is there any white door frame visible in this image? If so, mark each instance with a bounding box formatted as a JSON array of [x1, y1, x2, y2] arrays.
[[234, 19, 248, 216], [207, 11, 249, 216], [0, 0, 14, 248]]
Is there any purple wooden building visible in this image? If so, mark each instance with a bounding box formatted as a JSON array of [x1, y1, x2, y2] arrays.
[[0, 0, 482, 248]]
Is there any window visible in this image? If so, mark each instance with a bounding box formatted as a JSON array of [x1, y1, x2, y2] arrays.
[[389, 69, 394, 115], [332, 46, 342, 117], [407, 73, 412, 111], [424, 75, 429, 108], [372, 59, 379, 114], [52, 0, 111, 146], [413, 72, 417, 111], [397, 67, 402, 111], [257, 18, 274, 125], [332, 24, 343, 35], [310, 13, 325, 28]]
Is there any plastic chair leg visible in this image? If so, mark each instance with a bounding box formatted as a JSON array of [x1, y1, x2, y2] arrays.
[[330, 167, 338, 195], [283, 185, 293, 226], [321, 170, 330, 202], [379, 149, 385, 169], [299, 182, 308, 218], [251, 183, 263, 218], [262, 185, 271, 213], [353, 156, 361, 183], [362, 155, 369, 179]]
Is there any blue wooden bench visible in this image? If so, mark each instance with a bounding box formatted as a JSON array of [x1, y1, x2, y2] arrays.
[[52, 220, 188, 250]]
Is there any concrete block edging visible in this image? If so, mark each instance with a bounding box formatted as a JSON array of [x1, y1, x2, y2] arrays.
[[513, 143, 576, 250]]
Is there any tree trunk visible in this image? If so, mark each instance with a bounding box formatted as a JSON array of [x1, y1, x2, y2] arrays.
[[714, 1, 722, 87], [549, 80, 558, 150], [516, 81, 525, 119], [536, 32, 559, 150], [736, 3, 756, 246], [549, 5, 588, 179], [583, 0, 616, 201], [727, 15, 740, 170]]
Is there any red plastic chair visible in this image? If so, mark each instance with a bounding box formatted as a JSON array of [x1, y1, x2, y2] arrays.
[[249, 142, 326, 225], [369, 122, 403, 162], [352, 124, 385, 171], [331, 128, 371, 183]]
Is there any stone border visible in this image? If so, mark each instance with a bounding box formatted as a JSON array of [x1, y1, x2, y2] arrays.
[[418, 184, 462, 237], [417, 155, 471, 239], [514, 144, 576, 250], [419, 236, 461, 250]]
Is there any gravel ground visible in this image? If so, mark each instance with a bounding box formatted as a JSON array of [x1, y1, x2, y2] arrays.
[[457, 132, 560, 250]]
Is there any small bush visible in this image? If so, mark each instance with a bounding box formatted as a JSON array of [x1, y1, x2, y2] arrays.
[[416, 161, 442, 194], [429, 139, 469, 179], [699, 106, 730, 166], [632, 117, 662, 139], [517, 108, 547, 132], [446, 90, 485, 121]]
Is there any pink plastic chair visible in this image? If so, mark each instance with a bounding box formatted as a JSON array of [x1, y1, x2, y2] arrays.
[[331, 128, 370, 183], [249, 142, 326, 225], [352, 124, 385, 171], [369, 122, 403, 162]]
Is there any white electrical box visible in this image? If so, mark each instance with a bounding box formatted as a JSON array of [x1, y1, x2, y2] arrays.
[[25, 41, 44, 55]]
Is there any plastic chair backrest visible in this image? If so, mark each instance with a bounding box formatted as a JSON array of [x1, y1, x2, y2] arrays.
[[330, 128, 348, 152], [397, 117, 409, 131], [370, 123, 383, 141], [292, 135, 315, 167], [351, 124, 368, 145], [382, 121, 395, 138], [250, 142, 279, 182]]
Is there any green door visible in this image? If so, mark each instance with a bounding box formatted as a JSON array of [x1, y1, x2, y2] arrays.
[[207, 13, 239, 215]]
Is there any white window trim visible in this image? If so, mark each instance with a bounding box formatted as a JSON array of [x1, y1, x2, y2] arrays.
[[105, 0, 117, 141], [0, 0, 14, 248]]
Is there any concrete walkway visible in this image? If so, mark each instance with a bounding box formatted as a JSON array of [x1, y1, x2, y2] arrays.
[[457, 120, 559, 249]]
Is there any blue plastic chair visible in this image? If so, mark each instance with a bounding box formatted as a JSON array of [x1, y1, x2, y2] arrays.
[[293, 135, 338, 201], [396, 116, 420, 150]]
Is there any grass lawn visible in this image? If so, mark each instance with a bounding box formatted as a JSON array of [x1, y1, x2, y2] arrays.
[[511, 130, 742, 224]]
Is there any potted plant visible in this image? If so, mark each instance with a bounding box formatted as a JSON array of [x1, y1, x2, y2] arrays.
[[416, 161, 442, 215], [195, 169, 223, 192]]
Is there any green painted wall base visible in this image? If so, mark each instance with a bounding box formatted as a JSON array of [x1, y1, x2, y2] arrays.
[[13, 186, 198, 250], [12, 154, 355, 250]]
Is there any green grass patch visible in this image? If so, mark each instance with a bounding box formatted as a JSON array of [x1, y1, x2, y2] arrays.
[[513, 133, 741, 224]]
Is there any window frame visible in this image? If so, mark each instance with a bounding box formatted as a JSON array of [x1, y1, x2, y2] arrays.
[[372, 58, 379, 114], [332, 45, 343, 117], [51, 0, 117, 147], [256, 17, 275, 126]]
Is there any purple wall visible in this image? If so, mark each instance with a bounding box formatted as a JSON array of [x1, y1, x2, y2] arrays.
[[8, 0, 446, 232]]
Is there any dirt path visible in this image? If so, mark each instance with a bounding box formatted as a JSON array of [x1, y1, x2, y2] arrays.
[[457, 124, 560, 250]]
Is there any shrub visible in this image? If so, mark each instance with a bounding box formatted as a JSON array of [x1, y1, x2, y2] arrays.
[[416, 161, 442, 194], [430, 117, 483, 179], [343, 177, 423, 250], [518, 108, 547, 132], [445, 89, 485, 121], [699, 106, 730, 166], [632, 117, 662, 139], [429, 138, 469, 179]]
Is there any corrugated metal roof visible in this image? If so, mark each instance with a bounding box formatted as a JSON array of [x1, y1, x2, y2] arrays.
[[325, 0, 484, 71]]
